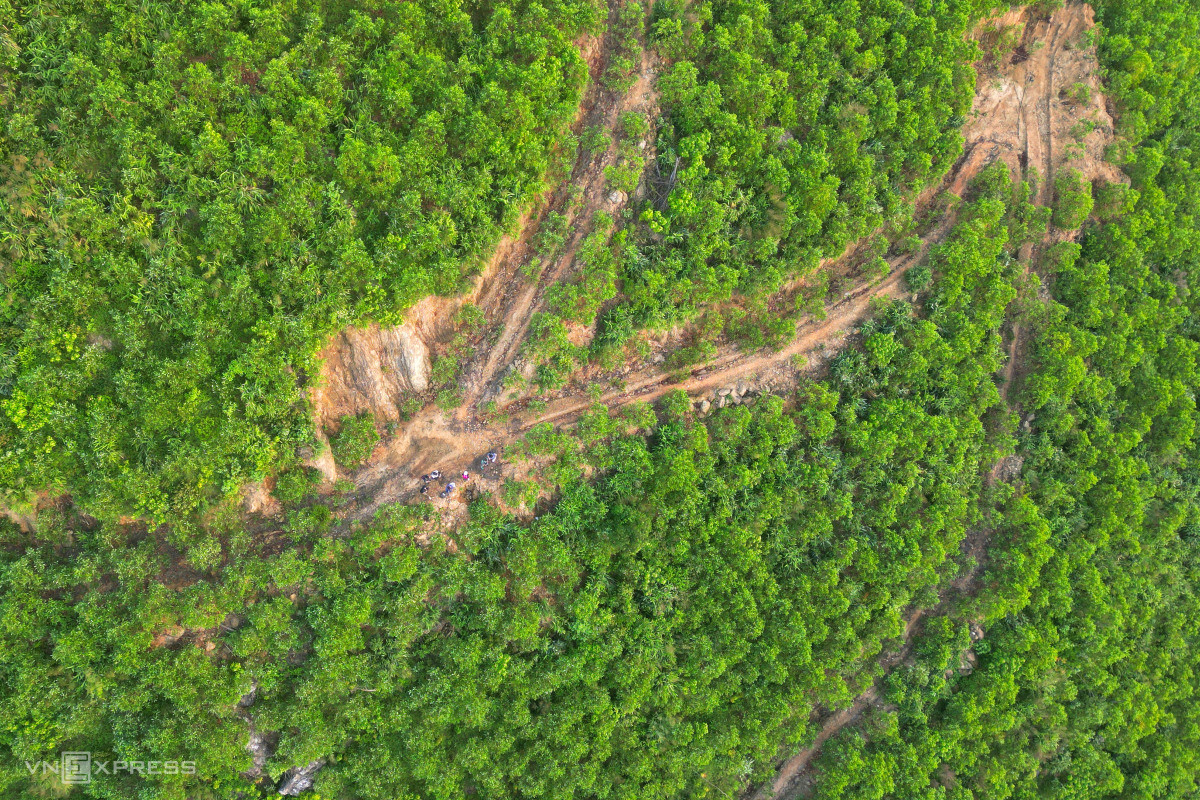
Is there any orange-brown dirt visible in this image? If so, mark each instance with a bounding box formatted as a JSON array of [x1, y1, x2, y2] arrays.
[[959, 3, 1123, 202]]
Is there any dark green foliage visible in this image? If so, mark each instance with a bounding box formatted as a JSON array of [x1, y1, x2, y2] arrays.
[[274, 466, 321, 505], [904, 263, 933, 292], [613, 0, 978, 333], [330, 413, 379, 469]]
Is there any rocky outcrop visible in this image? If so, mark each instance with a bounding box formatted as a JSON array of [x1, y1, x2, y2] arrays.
[[277, 759, 326, 796], [311, 323, 431, 429], [244, 729, 274, 778]]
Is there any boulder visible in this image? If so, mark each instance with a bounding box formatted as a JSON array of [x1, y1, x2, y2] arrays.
[[244, 728, 274, 778], [278, 759, 326, 796]]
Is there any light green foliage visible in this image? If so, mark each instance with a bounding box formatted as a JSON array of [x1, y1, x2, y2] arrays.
[[603, 0, 646, 92], [501, 478, 539, 509], [1053, 167, 1095, 228], [904, 263, 933, 291], [1067, 80, 1092, 104], [533, 211, 570, 261], [603, 160, 642, 195], [978, 20, 1025, 67], [436, 387, 463, 412], [606, 0, 977, 341], [619, 110, 651, 139], [524, 216, 622, 389], [454, 304, 486, 336]]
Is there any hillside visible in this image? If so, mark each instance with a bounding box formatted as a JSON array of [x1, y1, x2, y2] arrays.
[[1, 1, 1199, 799]]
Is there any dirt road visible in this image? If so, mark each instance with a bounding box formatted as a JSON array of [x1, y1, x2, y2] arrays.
[[306, 1, 1122, 527]]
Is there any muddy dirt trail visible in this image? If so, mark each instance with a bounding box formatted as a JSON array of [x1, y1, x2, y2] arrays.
[[462, 59, 662, 419], [346, 247, 924, 522], [307, 1, 1119, 530], [748, 610, 933, 800]]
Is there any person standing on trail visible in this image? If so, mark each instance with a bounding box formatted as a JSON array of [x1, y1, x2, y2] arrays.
[[487, 451, 498, 463], [429, 470, 441, 480], [419, 485, 428, 496], [462, 471, 470, 481]]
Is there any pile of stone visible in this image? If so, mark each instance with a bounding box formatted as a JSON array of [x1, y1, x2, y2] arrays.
[[693, 379, 757, 415]]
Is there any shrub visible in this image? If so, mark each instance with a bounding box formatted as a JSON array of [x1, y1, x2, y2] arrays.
[[581, 125, 610, 156], [1052, 169, 1095, 229], [905, 264, 933, 292], [619, 111, 651, 140], [330, 414, 380, 469]]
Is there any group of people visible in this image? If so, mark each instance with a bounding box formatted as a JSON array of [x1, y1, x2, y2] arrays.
[[418, 452, 499, 499]]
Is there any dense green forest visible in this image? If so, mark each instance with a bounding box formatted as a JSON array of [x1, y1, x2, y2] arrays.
[[2, 0, 1200, 798], [0, 0, 983, 519], [619, 0, 976, 319]]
